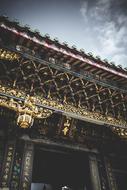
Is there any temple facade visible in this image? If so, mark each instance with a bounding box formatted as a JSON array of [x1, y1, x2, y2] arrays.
[[0, 16, 127, 190]]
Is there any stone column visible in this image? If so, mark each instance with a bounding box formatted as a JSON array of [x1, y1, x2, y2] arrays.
[[0, 140, 16, 189], [97, 155, 110, 190], [19, 141, 34, 190], [89, 153, 101, 190], [104, 157, 118, 190]]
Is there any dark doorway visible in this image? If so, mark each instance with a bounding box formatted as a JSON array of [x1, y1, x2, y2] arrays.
[[111, 156, 127, 190], [32, 146, 91, 190]]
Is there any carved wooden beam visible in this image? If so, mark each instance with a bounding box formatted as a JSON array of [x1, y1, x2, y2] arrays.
[[0, 84, 127, 130]]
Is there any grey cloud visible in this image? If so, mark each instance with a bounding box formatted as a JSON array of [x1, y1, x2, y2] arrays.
[[80, 0, 127, 67]]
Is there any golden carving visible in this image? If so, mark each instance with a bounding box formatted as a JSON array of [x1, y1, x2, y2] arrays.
[[62, 117, 71, 136], [0, 48, 20, 61], [62, 127, 69, 136], [0, 85, 53, 128], [17, 113, 34, 128], [0, 84, 127, 129], [111, 126, 127, 138]]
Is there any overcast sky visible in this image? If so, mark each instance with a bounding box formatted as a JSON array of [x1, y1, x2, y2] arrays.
[[0, 0, 127, 68]]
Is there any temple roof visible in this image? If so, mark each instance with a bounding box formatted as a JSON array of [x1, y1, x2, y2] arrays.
[[0, 15, 127, 86], [0, 16, 127, 135]]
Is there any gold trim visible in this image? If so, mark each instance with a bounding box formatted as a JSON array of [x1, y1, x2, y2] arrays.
[[111, 127, 127, 138], [0, 48, 20, 61], [0, 84, 127, 129], [0, 94, 52, 119], [0, 85, 53, 128]]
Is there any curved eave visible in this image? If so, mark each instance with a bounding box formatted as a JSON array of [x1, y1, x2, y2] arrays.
[[0, 21, 127, 81]]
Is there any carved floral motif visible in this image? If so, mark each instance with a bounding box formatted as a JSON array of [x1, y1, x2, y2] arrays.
[[0, 84, 127, 131]]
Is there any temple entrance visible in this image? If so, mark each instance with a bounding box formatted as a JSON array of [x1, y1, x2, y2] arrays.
[[32, 145, 92, 190]]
